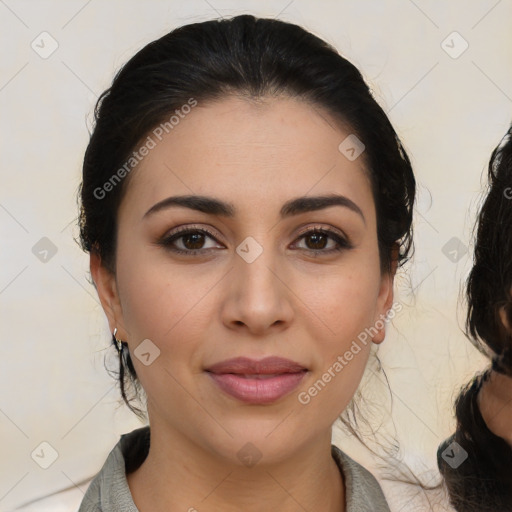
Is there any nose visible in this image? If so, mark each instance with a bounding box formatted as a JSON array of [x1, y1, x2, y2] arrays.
[[220, 238, 294, 336]]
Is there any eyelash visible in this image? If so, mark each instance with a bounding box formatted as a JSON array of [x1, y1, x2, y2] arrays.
[[157, 225, 353, 257]]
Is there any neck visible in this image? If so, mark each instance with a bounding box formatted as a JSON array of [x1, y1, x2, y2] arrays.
[[127, 423, 345, 512]]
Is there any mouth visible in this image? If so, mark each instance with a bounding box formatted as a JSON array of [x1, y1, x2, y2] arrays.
[[205, 356, 309, 404]]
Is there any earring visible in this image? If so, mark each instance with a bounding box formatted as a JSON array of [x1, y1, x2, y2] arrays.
[[113, 327, 124, 353]]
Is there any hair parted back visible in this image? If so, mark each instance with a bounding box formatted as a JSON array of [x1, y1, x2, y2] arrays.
[[77, 16, 434, 497]]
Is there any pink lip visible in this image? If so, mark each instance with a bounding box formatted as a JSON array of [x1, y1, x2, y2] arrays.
[[205, 357, 308, 404]]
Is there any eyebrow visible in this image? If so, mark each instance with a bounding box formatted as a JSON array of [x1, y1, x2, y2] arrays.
[[143, 193, 365, 224]]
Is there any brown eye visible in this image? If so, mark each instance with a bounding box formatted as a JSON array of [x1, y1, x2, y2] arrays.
[[293, 228, 352, 255], [180, 232, 207, 250], [157, 225, 352, 257], [158, 227, 223, 255], [304, 231, 329, 250]]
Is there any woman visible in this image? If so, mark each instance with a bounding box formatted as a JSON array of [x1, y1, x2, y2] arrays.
[[437, 125, 512, 511], [77, 14, 416, 511]]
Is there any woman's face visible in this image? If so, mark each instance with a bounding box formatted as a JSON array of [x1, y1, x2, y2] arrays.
[[92, 95, 394, 464]]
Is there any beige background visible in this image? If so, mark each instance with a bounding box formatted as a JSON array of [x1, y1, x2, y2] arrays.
[[1, 0, 511, 510]]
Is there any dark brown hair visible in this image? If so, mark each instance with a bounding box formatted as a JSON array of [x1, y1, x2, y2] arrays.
[[466, 125, 512, 376], [438, 124, 512, 511]]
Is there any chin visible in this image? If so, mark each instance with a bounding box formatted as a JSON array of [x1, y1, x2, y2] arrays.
[[199, 419, 312, 468]]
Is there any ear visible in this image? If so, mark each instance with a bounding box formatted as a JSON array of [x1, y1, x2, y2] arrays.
[[372, 245, 398, 344], [90, 251, 128, 340], [499, 305, 511, 333]]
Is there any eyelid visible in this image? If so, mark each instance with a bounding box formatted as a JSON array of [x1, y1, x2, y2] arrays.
[[295, 223, 349, 241], [163, 224, 223, 241], [164, 223, 349, 241]]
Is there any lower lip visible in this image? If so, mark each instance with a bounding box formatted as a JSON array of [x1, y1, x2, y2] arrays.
[[207, 371, 307, 404]]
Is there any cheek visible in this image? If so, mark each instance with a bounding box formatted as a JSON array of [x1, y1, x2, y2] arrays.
[[302, 260, 382, 337], [115, 258, 208, 400], [296, 256, 381, 400], [298, 321, 372, 425], [115, 238, 204, 336], [114, 246, 227, 386]]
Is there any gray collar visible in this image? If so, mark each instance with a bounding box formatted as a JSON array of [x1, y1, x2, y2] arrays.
[[79, 426, 390, 512]]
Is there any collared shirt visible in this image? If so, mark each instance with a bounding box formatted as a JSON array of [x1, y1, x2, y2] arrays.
[[78, 426, 391, 512]]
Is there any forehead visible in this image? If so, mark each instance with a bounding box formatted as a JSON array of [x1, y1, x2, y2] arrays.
[[119, 95, 375, 222]]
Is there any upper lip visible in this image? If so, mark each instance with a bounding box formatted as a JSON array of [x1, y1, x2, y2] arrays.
[[205, 356, 308, 375]]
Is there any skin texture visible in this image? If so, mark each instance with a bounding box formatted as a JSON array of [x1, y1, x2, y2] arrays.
[[478, 370, 512, 446], [90, 95, 395, 512], [478, 307, 512, 446]]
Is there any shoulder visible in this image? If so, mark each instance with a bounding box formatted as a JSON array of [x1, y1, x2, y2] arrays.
[[331, 444, 391, 512], [77, 426, 150, 512], [9, 483, 92, 512]]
